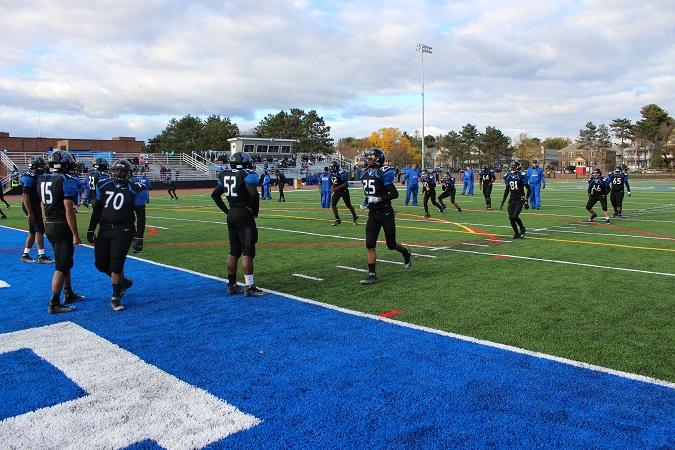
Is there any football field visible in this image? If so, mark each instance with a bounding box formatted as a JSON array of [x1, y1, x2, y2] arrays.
[[1, 178, 674, 447]]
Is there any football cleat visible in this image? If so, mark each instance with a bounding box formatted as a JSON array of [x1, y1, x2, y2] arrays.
[[110, 297, 125, 311], [37, 254, 53, 264], [48, 303, 75, 314], [20, 253, 35, 263], [457, 208, 462, 213], [424, 213, 430, 218], [331, 219, 342, 226], [244, 285, 266, 297], [403, 249, 412, 269], [520, 227, 526, 239], [360, 274, 378, 285], [588, 213, 597, 223], [352, 216, 358, 225], [228, 284, 243, 295], [63, 292, 86, 305], [605, 217, 611, 224], [512, 233, 521, 239]]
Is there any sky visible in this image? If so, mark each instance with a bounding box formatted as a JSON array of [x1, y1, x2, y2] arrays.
[[1, 0, 674, 144]]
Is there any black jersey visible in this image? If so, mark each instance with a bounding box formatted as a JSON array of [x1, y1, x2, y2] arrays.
[[421, 175, 437, 191], [86, 169, 110, 198], [503, 172, 529, 201], [217, 168, 260, 209], [331, 169, 349, 192], [38, 173, 80, 222], [97, 179, 149, 225], [481, 170, 496, 185], [360, 166, 396, 208], [20, 172, 41, 207], [607, 173, 629, 192], [588, 177, 609, 196]]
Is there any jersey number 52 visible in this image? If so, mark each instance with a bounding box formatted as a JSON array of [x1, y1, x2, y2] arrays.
[[222, 176, 238, 197]]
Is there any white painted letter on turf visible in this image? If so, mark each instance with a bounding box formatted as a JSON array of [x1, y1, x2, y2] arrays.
[[0, 322, 260, 449]]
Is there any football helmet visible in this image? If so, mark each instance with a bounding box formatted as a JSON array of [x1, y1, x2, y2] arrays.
[[364, 147, 385, 168], [47, 151, 74, 173], [111, 159, 132, 181], [614, 166, 622, 174], [29, 156, 47, 174], [482, 165, 488, 173], [330, 161, 340, 172], [592, 168, 602, 178], [93, 157, 109, 172], [230, 152, 254, 169], [509, 161, 522, 173]]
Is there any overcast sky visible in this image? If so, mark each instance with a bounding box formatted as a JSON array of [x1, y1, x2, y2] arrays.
[[1, 0, 673, 143]]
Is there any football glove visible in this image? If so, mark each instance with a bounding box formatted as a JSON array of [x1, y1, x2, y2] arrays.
[[524, 201, 529, 210], [359, 200, 368, 210], [86, 230, 96, 244], [132, 237, 143, 252]]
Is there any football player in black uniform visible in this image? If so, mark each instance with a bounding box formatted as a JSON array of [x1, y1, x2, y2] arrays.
[[276, 170, 287, 202], [211, 152, 265, 297], [500, 161, 531, 239], [606, 166, 631, 217], [166, 171, 178, 199], [586, 168, 611, 223], [87, 160, 147, 311], [39, 151, 85, 314], [479, 166, 496, 210], [84, 157, 111, 208], [0, 178, 8, 218], [421, 169, 444, 218], [358, 148, 411, 285], [437, 172, 462, 213], [330, 161, 358, 226], [20, 156, 53, 263]]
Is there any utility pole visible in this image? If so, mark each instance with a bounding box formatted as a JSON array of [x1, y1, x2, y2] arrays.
[[416, 43, 432, 170]]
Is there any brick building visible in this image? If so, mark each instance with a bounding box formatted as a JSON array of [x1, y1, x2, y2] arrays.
[[0, 132, 144, 154]]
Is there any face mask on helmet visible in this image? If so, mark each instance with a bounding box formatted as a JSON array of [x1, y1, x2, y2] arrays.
[[230, 152, 253, 169], [30, 157, 47, 174], [48, 151, 74, 173], [364, 148, 385, 168], [111, 160, 132, 181]]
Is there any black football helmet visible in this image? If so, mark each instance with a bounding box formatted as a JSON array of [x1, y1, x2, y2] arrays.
[[29, 156, 47, 174], [364, 147, 385, 168], [330, 161, 340, 172], [230, 152, 253, 169], [509, 161, 522, 173], [482, 165, 488, 173], [614, 166, 622, 174], [111, 159, 132, 181], [592, 168, 602, 178], [47, 151, 74, 173], [93, 157, 109, 172]]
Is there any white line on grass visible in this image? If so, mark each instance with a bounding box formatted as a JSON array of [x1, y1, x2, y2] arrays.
[[146, 225, 169, 229], [291, 273, 324, 281], [376, 259, 404, 265], [410, 252, 437, 258], [460, 243, 490, 247], [335, 265, 368, 273]]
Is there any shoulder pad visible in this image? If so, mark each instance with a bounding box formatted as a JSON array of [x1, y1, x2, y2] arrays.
[[380, 166, 392, 172], [132, 182, 146, 191]]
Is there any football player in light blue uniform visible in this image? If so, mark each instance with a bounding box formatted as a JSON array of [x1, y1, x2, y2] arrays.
[[320, 167, 332, 208], [462, 165, 474, 195], [526, 160, 546, 209], [401, 163, 420, 206]]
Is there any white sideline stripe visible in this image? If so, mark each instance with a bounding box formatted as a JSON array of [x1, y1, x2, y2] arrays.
[[441, 247, 675, 277], [146, 224, 169, 229], [291, 273, 324, 281], [0, 280, 9, 288], [461, 242, 490, 247], [0, 322, 260, 449], [428, 247, 449, 252], [335, 265, 368, 273], [113, 253, 674, 391], [376, 259, 404, 265]]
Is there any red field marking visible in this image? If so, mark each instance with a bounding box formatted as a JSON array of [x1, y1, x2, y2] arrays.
[[145, 226, 158, 238], [379, 310, 401, 318], [603, 223, 675, 241], [491, 255, 511, 259]]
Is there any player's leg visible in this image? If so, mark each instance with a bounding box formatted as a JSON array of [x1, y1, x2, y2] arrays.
[[361, 213, 381, 284], [430, 190, 443, 213], [381, 208, 411, 268], [507, 201, 520, 237], [94, 227, 113, 276], [46, 224, 78, 313], [615, 191, 624, 216], [437, 190, 448, 210], [108, 227, 135, 311], [450, 189, 462, 212], [404, 186, 411, 206], [412, 184, 419, 206], [610, 191, 619, 216], [600, 196, 610, 223], [21, 231, 36, 262], [512, 201, 526, 237], [33, 212, 51, 262], [485, 183, 493, 209], [586, 196, 598, 221], [423, 191, 431, 217], [341, 190, 358, 224], [331, 192, 342, 225], [226, 211, 244, 295], [241, 215, 264, 296]]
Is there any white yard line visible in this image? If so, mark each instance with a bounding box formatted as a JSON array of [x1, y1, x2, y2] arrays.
[[335, 265, 368, 273], [291, 273, 324, 281], [376, 259, 404, 265]]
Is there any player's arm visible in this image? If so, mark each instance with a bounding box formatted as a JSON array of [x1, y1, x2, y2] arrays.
[[500, 184, 509, 208], [524, 184, 531, 205], [64, 177, 81, 244], [587, 180, 592, 196], [541, 169, 546, 188], [625, 178, 631, 195], [210, 184, 229, 214], [379, 170, 399, 202], [245, 172, 260, 217], [21, 178, 34, 222]]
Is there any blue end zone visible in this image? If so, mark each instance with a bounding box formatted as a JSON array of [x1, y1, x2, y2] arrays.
[[0, 226, 673, 448], [0, 348, 87, 420]]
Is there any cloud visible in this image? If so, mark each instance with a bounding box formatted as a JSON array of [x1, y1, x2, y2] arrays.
[[0, 0, 673, 142]]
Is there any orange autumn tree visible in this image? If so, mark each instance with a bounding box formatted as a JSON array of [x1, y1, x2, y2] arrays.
[[368, 127, 419, 166]]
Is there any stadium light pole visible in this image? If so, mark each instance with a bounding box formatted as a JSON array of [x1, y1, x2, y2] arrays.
[[416, 43, 432, 170]]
